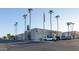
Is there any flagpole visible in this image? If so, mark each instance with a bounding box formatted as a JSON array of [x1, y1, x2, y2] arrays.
[[43, 12, 45, 29]]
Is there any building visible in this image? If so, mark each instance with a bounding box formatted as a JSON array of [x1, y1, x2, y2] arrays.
[[17, 33, 24, 40], [62, 31, 79, 39], [73, 31, 79, 39], [17, 28, 62, 41], [30, 28, 62, 41]]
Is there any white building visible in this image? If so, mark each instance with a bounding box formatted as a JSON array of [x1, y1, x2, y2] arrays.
[[17, 28, 62, 41], [17, 33, 24, 40], [61, 31, 79, 39], [30, 28, 51, 41]]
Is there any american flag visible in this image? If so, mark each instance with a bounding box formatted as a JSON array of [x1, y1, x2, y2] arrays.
[[43, 13, 45, 22]]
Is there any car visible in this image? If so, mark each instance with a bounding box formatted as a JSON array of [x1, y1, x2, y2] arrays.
[[56, 36, 60, 40], [66, 36, 71, 40], [43, 35, 57, 41], [60, 36, 71, 40], [60, 36, 66, 40]]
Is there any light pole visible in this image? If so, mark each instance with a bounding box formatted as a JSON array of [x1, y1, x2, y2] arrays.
[[23, 14, 27, 40], [55, 15, 60, 36], [14, 22, 18, 40], [28, 8, 32, 30], [49, 10, 54, 30]]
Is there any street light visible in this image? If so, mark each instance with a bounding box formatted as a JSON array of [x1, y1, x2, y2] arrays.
[[28, 8, 32, 29], [49, 10, 54, 30], [23, 14, 27, 40], [55, 15, 60, 36]]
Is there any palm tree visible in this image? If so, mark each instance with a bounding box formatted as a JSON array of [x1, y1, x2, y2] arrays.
[[23, 14, 27, 32], [70, 22, 75, 39], [23, 14, 27, 40], [3, 36, 7, 39], [14, 22, 18, 37], [49, 10, 54, 30], [55, 15, 60, 36], [28, 8, 32, 29], [67, 22, 71, 37], [14, 22, 18, 40]]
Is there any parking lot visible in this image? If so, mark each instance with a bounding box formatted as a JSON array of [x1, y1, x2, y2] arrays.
[[0, 39, 79, 51]]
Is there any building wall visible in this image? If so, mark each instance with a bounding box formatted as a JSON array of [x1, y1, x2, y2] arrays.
[[17, 33, 24, 40], [30, 28, 58, 41], [61, 32, 79, 39], [30, 28, 46, 41], [62, 32, 72, 37], [17, 28, 62, 41]]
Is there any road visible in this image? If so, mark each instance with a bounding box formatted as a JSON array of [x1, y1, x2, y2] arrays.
[[0, 39, 79, 51]]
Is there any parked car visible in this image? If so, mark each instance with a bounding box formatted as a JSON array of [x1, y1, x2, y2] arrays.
[[43, 35, 57, 41], [66, 36, 71, 40], [60, 36, 71, 40], [60, 36, 66, 40], [56, 36, 60, 40]]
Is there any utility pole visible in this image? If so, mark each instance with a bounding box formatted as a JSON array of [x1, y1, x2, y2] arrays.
[[49, 10, 54, 30], [23, 14, 27, 40]]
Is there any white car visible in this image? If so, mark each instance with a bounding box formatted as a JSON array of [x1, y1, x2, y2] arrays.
[[60, 36, 71, 40], [44, 35, 57, 41]]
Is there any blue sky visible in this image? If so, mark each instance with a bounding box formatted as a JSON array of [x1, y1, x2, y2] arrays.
[[0, 8, 79, 37]]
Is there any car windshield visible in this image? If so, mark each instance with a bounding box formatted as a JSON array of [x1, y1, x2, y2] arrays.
[[62, 36, 65, 37], [47, 35, 53, 38]]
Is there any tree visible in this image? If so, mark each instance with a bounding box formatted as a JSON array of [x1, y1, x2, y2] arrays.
[[3, 36, 7, 39], [28, 8, 32, 29], [55, 15, 60, 36], [23, 14, 27, 40], [7, 34, 11, 39], [67, 22, 71, 37], [10, 35, 15, 40], [49, 10, 54, 30], [14, 22, 18, 36], [3, 34, 15, 40]]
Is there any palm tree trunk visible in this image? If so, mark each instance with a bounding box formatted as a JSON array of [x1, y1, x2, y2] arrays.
[[57, 18, 59, 36], [24, 18, 26, 40], [50, 13, 52, 30], [68, 25, 69, 37], [29, 12, 31, 29]]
